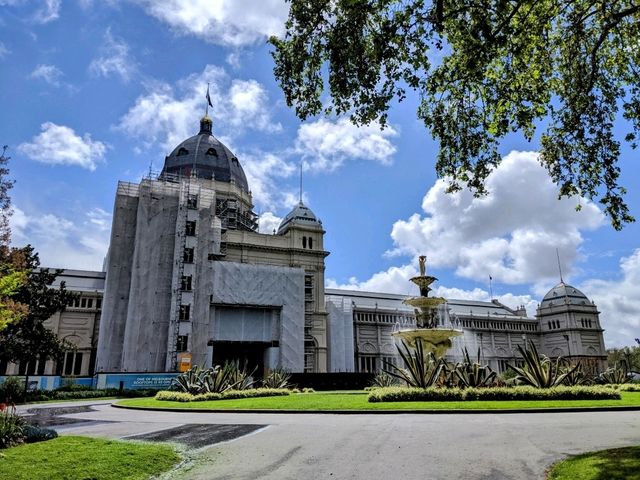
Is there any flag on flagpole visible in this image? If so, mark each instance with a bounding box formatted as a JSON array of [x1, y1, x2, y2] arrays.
[[206, 84, 213, 108]]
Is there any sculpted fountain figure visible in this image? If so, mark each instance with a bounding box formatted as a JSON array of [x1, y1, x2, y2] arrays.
[[392, 256, 462, 358]]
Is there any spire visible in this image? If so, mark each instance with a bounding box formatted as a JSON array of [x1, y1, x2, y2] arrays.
[[199, 83, 214, 134], [299, 161, 303, 204], [556, 248, 564, 283]]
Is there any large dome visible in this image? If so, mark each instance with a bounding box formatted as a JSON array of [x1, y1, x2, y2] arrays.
[[160, 116, 249, 192], [277, 201, 322, 234], [540, 282, 591, 308]]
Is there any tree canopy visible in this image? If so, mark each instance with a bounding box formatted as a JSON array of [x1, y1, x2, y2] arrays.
[[271, 0, 640, 229], [0, 246, 74, 367]]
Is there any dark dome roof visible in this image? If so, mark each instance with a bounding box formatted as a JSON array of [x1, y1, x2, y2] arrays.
[[540, 282, 591, 308], [160, 116, 249, 192], [277, 201, 322, 234]]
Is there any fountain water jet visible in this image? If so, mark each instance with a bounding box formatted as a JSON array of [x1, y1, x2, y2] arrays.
[[392, 256, 462, 358]]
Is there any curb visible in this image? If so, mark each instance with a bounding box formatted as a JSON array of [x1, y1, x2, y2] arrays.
[[112, 402, 640, 415]]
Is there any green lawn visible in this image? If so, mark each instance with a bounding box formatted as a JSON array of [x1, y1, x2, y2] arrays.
[[548, 446, 640, 480], [116, 391, 640, 411], [0, 436, 181, 480]]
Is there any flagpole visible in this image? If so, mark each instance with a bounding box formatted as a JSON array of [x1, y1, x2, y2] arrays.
[[206, 83, 210, 116]]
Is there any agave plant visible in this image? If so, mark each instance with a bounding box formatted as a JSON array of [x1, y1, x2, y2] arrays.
[[226, 360, 257, 390], [507, 341, 579, 388], [172, 365, 208, 394], [202, 363, 238, 393], [561, 361, 589, 386], [384, 339, 445, 388], [453, 348, 497, 388], [371, 370, 398, 388], [597, 359, 630, 385], [262, 368, 292, 389]]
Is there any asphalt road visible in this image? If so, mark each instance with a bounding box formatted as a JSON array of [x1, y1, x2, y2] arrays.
[[19, 401, 640, 480]]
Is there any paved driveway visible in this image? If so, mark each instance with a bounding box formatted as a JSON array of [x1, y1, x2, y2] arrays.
[[19, 401, 640, 480]]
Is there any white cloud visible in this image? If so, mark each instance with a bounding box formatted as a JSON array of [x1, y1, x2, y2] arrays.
[[10, 206, 110, 270], [30, 64, 63, 86], [33, 0, 61, 24], [295, 118, 398, 172], [257, 211, 282, 234], [133, 0, 289, 47], [580, 249, 640, 348], [89, 29, 137, 83], [240, 150, 296, 210], [387, 151, 604, 284], [118, 65, 280, 154], [0, 42, 10, 58], [18, 122, 107, 170]]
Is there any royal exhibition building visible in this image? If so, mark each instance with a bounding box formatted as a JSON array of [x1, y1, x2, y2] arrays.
[[1, 115, 608, 388]]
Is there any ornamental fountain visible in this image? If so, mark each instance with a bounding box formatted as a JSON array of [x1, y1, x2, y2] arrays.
[[392, 255, 462, 358]]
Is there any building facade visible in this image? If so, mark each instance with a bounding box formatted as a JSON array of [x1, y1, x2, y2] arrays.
[[95, 115, 329, 375], [327, 285, 607, 374]]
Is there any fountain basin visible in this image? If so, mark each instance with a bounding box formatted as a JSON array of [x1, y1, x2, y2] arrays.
[[403, 296, 446, 309], [392, 328, 463, 358]]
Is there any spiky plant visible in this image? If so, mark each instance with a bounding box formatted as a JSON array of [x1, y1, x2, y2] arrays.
[[202, 363, 238, 393], [371, 370, 398, 388], [262, 368, 292, 389], [507, 341, 579, 388], [453, 348, 497, 388], [226, 360, 257, 390], [384, 339, 445, 388], [561, 361, 589, 386], [597, 359, 631, 385], [172, 365, 208, 394]]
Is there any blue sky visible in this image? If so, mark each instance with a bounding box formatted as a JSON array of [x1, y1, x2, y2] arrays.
[[1, 0, 639, 348]]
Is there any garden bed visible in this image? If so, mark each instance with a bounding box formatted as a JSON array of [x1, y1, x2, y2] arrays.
[[116, 390, 640, 412]]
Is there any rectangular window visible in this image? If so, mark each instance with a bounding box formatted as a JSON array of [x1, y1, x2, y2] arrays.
[[96, 298, 102, 309], [183, 247, 194, 263], [176, 335, 188, 352], [185, 220, 196, 236], [179, 304, 190, 321], [73, 353, 83, 375], [64, 352, 74, 375], [81, 298, 87, 308], [73, 298, 80, 308], [37, 358, 46, 375], [187, 194, 198, 209], [181, 275, 192, 291], [87, 298, 93, 309]]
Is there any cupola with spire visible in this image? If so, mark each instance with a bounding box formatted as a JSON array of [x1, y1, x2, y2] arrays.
[[160, 115, 249, 192]]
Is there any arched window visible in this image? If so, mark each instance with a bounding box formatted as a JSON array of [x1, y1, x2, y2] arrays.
[[177, 147, 189, 156], [206, 147, 218, 157]]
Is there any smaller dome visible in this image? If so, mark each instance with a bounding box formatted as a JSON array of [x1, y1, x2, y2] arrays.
[[277, 201, 322, 234], [540, 282, 590, 308]]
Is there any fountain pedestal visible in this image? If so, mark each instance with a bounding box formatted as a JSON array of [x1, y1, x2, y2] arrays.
[[392, 257, 462, 358]]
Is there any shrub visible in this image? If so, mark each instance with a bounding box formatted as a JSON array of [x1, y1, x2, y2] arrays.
[[23, 424, 58, 443], [0, 377, 25, 403], [155, 388, 290, 402], [367, 385, 620, 403], [222, 388, 290, 400], [55, 382, 93, 392], [607, 383, 640, 392], [263, 368, 292, 389], [302, 388, 315, 393], [368, 387, 465, 403], [0, 404, 26, 449]]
